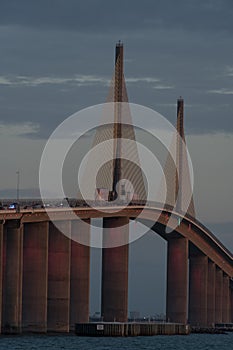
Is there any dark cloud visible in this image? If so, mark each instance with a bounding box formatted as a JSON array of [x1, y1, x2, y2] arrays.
[[0, 0, 232, 136], [0, 0, 233, 35]]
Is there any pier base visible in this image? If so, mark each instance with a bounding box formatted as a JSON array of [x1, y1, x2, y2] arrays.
[[75, 322, 190, 336]]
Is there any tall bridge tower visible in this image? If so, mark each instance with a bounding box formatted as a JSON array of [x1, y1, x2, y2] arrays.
[[91, 41, 146, 202], [82, 42, 146, 321], [100, 41, 147, 321], [162, 96, 195, 218], [176, 97, 195, 217], [101, 42, 129, 322], [109, 41, 124, 201]]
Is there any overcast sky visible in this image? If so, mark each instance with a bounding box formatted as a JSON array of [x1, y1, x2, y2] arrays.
[[0, 0, 233, 315]]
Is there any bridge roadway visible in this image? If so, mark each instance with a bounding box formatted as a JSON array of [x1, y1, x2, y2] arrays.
[[0, 204, 232, 332]]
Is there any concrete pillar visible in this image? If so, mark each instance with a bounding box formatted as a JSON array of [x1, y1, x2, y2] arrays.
[[166, 237, 188, 324], [101, 217, 129, 322], [2, 220, 23, 334], [70, 219, 90, 330], [207, 260, 216, 327], [0, 222, 4, 334], [231, 280, 233, 323], [189, 252, 208, 327], [215, 267, 223, 324], [22, 222, 49, 332], [222, 274, 230, 323], [47, 221, 71, 332]]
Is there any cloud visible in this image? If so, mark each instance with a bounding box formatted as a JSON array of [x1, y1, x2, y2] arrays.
[[0, 75, 164, 87], [153, 85, 174, 90], [0, 0, 232, 36], [0, 122, 40, 136], [126, 77, 160, 84], [0, 75, 111, 87], [208, 88, 233, 95], [0, 77, 13, 85], [226, 66, 233, 76]]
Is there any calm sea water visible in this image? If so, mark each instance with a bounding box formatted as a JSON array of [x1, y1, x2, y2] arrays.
[[0, 333, 233, 350]]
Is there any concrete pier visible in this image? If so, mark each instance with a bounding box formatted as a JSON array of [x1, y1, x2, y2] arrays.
[[189, 252, 208, 326], [22, 222, 49, 332], [70, 219, 90, 330], [101, 217, 129, 322], [166, 237, 188, 324], [47, 221, 71, 332], [2, 221, 23, 333], [207, 260, 216, 327], [215, 267, 223, 324], [0, 222, 3, 334], [231, 280, 233, 323], [222, 274, 230, 323]]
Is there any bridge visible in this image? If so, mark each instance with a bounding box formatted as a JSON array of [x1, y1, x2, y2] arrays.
[[0, 43, 232, 333]]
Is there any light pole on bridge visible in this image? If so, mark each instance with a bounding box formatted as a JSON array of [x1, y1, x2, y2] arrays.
[[16, 170, 20, 212]]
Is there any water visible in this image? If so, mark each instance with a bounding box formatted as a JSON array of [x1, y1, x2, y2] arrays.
[[0, 333, 232, 350]]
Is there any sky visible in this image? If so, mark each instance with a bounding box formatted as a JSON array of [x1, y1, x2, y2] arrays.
[[0, 0, 233, 316]]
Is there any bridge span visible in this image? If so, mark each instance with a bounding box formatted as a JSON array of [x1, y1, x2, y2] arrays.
[[1, 42, 232, 334], [0, 204, 232, 333]]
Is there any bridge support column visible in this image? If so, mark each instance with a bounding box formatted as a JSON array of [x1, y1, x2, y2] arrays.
[[231, 280, 233, 323], [22, 222, 49, 332], [215, 267, 223, 324], [0, 222, 3, 334], [207, 260, 215, 327], [47, 221, 71, 332], [70, 219, 90, 330], [2, 221, 23, 334], [166, 236, 188, 324], [189, 251, 208, 327], [101, 217, 129, 322], [222, 274, 230, 323]]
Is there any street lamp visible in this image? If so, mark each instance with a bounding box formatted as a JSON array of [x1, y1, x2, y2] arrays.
[[16, 170, 20, 212]]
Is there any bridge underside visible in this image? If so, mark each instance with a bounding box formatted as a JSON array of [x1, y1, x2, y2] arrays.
[[0, 210, 232, 332]]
